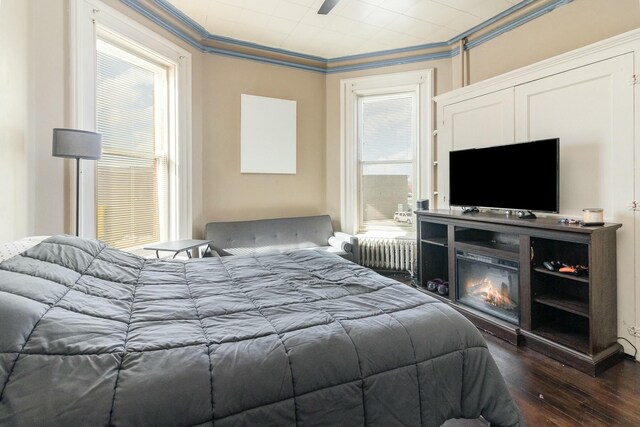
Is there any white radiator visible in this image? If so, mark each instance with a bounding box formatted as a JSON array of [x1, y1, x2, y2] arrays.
[[359, 237, 417, 273]]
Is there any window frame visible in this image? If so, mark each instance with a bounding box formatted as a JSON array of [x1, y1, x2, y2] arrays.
[[95, 37, 170, 248], [71, 0, 192, 241], [357, 91, 418, 232], [340, 70, 433, 236]]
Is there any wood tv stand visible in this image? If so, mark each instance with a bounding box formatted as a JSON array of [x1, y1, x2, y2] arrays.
[[415, 209, 623, 376]]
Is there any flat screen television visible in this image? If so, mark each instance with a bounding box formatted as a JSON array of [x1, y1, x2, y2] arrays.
[[449, 138, 559, 213]]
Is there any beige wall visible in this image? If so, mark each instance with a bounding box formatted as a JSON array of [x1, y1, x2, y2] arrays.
[[198, 54, 327, 236], [2, 0, 639, 241], [0, 0, 66, 240], [465, 0, 640, 85], [30, 0, 67, 236], [0, 0, 30, 242]]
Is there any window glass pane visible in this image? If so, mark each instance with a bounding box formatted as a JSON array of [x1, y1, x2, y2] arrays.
[[361, 95, 414, 162], [97, 155, 160, 249], [96, 43, 166, 250], [96, 50, 155, 154], [362, 163, 413, 227]]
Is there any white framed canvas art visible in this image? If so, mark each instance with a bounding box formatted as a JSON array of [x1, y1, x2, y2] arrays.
[[240, 94, 297, 174]]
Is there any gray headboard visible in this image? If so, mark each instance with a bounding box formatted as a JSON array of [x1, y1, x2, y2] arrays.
[[204, 215, 336, 257]]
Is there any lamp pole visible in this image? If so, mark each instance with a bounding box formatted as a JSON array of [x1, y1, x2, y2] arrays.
[[75, 157, 80, 236]]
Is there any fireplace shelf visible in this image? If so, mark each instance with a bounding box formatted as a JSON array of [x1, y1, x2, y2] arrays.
[[420, 237, 448, 247], [532, 267, 589, 284], [534, 294, 589, 317], [416, 209, 623, 376]]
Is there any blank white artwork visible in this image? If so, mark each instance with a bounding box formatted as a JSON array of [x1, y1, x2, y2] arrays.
[[241, 94, 297, 174]]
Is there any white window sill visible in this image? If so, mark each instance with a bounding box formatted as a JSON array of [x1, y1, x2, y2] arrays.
[[356, 229, 415, 239]]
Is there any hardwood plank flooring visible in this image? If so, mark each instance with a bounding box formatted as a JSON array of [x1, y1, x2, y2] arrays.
[[447, 332, 640, 426], [378, 272, 640, 426], [445, 332, 640, 427]]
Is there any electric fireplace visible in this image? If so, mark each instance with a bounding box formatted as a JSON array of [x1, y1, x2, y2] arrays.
[[456, 251, 520, 325]]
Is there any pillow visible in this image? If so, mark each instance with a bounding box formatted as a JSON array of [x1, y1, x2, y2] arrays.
[[0, 236, 49, 263], [328, 236, 352, 253]]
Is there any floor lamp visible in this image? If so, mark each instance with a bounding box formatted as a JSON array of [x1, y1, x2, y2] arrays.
[[52, 128, 102, 236]]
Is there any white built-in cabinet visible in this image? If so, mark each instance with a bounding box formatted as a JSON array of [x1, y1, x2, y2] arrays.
[[441, 88, 514, 150], [434, 29, 640, 359]]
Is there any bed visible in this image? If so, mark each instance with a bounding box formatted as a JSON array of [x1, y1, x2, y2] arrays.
[[0, 235, 521, 426]]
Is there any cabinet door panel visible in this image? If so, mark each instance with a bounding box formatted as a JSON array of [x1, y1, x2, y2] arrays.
[[515, 53, 635, 354], [437, 88, 514, 208]]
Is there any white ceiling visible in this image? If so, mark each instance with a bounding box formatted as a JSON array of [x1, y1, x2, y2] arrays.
[[165, 0, 523, 59]]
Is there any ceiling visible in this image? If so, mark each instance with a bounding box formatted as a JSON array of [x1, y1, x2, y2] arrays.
[[164, 0, 524, 59]]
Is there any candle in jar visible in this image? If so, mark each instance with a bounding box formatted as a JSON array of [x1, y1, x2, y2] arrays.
[[582, 208, 604, 225]]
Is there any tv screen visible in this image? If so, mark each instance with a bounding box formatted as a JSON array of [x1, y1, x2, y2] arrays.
[[449, 138, 559, 212]]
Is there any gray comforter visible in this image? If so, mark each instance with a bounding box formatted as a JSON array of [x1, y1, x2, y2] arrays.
[[0, 236, 520, 426]]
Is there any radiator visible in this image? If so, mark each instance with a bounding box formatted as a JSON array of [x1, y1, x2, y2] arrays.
[[359, 237, 417, 273]]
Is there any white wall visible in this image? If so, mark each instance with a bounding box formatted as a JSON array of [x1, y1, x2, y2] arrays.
[[0, 0, 30, 241], [0, 0, 67, 241], [29, 0, 67, 236]]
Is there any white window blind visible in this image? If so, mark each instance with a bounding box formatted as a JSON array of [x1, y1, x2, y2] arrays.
[[358, 93, 417, 231], [96, 39, 169, 250]]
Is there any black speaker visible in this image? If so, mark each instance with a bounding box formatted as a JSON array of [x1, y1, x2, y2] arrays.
[[416, 199, 429, 210]]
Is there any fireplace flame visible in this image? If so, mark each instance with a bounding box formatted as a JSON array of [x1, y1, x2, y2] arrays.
[[465, 279, 516, 310]]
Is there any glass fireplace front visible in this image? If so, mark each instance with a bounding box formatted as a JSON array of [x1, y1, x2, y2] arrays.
[[456, 250, 520, 325]]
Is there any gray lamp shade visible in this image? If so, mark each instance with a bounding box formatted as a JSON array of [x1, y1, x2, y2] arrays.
[[52, 128, 102, 160]]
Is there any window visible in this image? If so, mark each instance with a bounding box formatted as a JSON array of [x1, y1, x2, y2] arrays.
[[341, 70, 433, 235], [96, 38, 170, 249], [71, 0, 191, 245], [358, 93, 416, 230]]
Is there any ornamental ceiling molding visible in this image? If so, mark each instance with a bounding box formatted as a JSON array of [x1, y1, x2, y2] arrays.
[[121, 0, 572, 74]]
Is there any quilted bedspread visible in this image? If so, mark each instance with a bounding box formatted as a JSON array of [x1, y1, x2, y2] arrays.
[[0, 236, 520, 426]]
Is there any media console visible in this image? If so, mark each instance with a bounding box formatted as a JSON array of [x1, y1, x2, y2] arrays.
[[415, 209, 623, 376]]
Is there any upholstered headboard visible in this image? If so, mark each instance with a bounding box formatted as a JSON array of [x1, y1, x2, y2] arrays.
[[204, 215, 337, 257]]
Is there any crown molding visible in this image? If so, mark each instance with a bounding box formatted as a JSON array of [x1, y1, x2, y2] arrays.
[[434, 27, 640, 105], [121, 0, 573, 74]]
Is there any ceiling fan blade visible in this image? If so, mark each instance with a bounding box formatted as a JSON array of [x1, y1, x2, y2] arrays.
[[318, 0, 340, 15]]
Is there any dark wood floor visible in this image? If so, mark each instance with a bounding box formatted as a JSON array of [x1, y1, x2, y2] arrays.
[[378, 272, 640, 426], [470, 332, 640, 426]]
